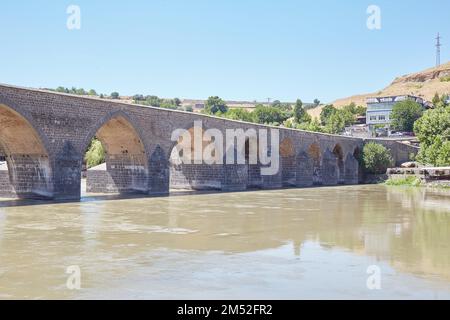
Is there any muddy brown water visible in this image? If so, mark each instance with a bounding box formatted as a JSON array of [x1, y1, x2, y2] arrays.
[[0, 185, 449, 299]]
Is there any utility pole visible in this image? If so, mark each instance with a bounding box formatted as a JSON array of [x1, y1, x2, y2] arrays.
[[436, 33, 441, 67]]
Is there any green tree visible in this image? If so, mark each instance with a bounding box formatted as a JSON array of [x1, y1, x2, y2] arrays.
[[205, 96, 228, 114], [174, 98, 182, 106], [355, 105, 367, 116], [325, 111, 346, 134], [320, 104, 337, 125], [342, 102, 366, 118], [224, 108, 254, 122], [185, 105, 193, 112], [160, 99, 178, 109], [294, 99, 311, 123], [296, 118, 324, 133], [271, 100, 282, 108], [133, 94, 144, 101], [362, 142, 393, 174], [76, 88, 87, 95], [142, 95, 161, 107], [111, 92, 120, 99], [56, 86, 66, 93], [414, 106, 450, 166], [252, 105, 289, 124], [341, 109, 356, 126], [88, 89, 97, 96], [390, 100, 423, 132], [313, 99, 321, 107], [342, 102, 357, 114], [84, 138, 105, 169], [278, 103, 293, 112]]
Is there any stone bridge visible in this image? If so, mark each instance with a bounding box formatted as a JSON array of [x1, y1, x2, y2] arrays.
[[0, 84, 414, 200]]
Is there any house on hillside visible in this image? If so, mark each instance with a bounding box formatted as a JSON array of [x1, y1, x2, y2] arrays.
[[366, 95, 429, 136]]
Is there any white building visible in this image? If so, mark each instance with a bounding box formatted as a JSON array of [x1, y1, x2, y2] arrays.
[[366, 95, 427, 135]]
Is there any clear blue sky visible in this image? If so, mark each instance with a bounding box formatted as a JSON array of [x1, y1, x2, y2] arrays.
[[1, 0, 449, 103]]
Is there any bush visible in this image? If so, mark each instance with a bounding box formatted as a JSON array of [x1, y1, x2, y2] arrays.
[[414, 106, 450, 166], [296, 118, 325, 133], [385, 176, 422, 187], [85, 139, 105, 168], [252, 105, 290, 124], [362, 142, 393, 174], [224, 108, 254, 122]]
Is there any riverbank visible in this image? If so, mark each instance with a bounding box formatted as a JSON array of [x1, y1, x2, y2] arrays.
[[385, 176, 450, 189], [386, 166, 450, 189]]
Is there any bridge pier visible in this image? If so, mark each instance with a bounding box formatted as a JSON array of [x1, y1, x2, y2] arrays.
[[148, 146, 170, 196], [296, 152, 314, 187], [322, 149, 339, 186]]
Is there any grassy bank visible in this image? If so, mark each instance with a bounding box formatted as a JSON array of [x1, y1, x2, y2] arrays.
[[385, 176, 450, 189]]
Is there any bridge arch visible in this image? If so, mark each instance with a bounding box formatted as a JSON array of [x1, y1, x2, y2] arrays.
[[0, 103, 53, 198], [308, 142, 322, 185], [333, 144, 345, 184], [280, 138, 296, 187], [169, 123, 224, 191], [84, 111, 149, 194]]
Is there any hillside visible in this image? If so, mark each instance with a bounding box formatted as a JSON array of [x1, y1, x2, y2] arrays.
[[308, 61, 450, 119]]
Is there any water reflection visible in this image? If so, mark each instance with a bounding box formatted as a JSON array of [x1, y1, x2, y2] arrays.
[[0, 185, 449, 299]]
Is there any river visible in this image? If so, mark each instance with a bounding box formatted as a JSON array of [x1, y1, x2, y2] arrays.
[[0, 185, 449, 299]]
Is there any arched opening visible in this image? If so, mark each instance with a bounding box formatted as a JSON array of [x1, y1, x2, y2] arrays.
[[307, 143, 322, 185], [333, 144, 345, 184], [169, 127, 223, 191], [84, 115, 148, 195], [280, 138, 296, 187], [353, 147, 361, 161], [0, 104, 52, 199]]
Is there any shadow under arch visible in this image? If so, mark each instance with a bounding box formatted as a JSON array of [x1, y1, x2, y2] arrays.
[[169, 123, 224, 191], [280, 137, 296, 187], [84, 111, 150, 195], [307, 142, 322, 185], [332, 144, 345, 184], [0, 103, 53, 199]]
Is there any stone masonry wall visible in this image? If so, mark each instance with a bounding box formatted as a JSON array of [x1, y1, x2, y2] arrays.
[[0, 169, 15, 198], [0, 84, 417, 200]]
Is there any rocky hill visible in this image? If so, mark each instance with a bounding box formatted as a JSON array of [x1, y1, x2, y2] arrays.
[[308, 61, 450, 119]]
